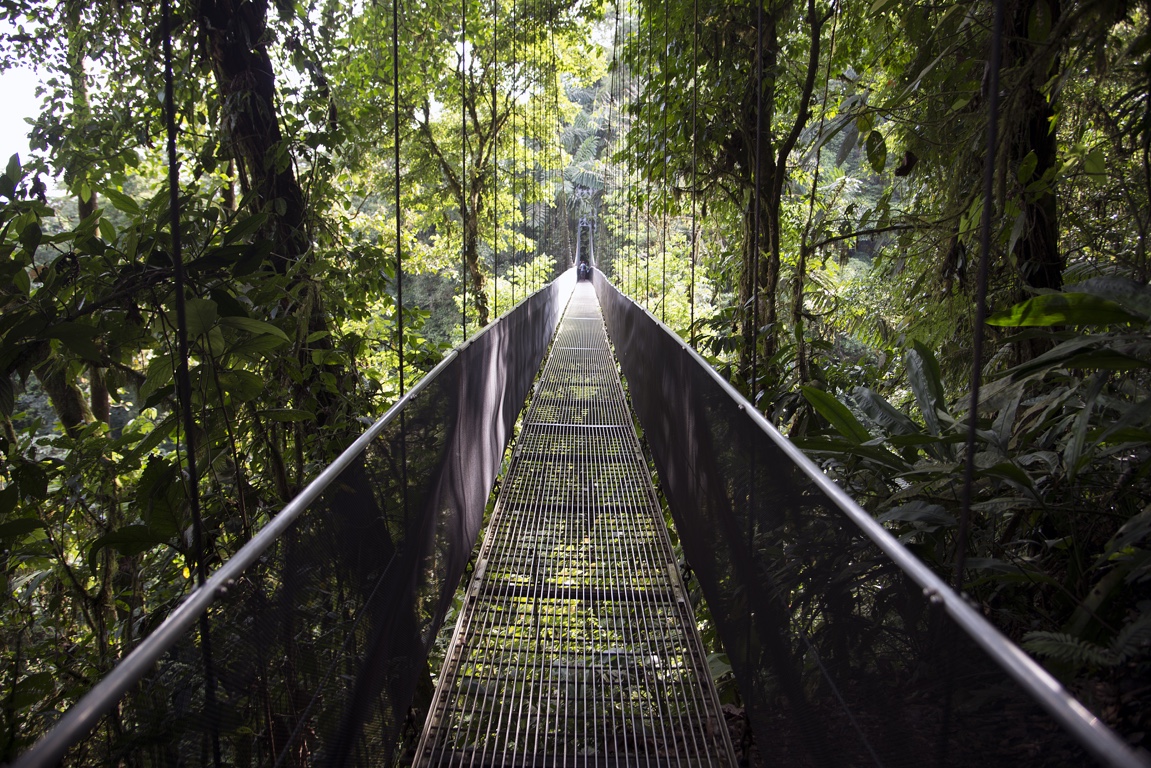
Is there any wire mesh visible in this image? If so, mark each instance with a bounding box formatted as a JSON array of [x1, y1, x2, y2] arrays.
[[416, 282, 736, 767]]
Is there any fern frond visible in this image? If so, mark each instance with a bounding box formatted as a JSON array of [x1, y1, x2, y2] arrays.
[[1111, 612, 1151, 663], [1023, 631, 1119, 668]]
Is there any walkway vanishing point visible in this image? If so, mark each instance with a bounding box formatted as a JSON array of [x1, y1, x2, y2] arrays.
[[414, 282, 738, 766]]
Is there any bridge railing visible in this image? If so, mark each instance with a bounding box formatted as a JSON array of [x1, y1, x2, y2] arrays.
[[14, 272, 576, 768], [593, 271, 1147, 768]]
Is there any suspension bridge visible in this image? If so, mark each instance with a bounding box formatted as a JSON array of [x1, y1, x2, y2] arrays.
[[9, 272, 1146, 768]]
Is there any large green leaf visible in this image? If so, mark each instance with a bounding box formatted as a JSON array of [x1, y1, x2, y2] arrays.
[[1070, 277, 1151, 321], [183, 298, 219, 338], [904, 342, 946, 437], [865, 130, 887, 173], [220, 316, 290, 342], [102, 187, 142, 216], [88, 524, 170, 569], [987, 292, 1146, 327], [45, 322, 102, 362], [854, 388, 920, 435], [801, 386, 872, 444], [0, 519, 46, 539]]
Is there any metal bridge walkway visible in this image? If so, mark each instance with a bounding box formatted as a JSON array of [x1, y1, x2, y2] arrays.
[[415, 283, 737, 766]]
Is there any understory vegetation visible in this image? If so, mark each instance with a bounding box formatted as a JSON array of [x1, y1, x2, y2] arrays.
[[1, 0, 1149, 757]]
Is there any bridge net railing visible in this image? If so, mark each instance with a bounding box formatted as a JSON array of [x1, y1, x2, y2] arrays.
[[16, 273, 576, 768], [592, 271, 1143, 768]]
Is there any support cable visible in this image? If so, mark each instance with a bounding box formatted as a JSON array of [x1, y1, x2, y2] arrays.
[[751, 0, 764, 404], [394, 0, 405, 394], [161, 1, 220, 764], [660, 0, 668, 323], [511, 0, 518, 305], [689, 0, 699, 346], [956, 0, 1007, 589], [746, 0, 764, 717], [492, 0, 499, 317], [461, 0, 469, 337], [643, 3, 652, 308]]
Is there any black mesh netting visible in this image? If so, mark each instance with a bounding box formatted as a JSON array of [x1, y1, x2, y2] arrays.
[[35, 275, 575, 768], [593, 272, 1107, 768]]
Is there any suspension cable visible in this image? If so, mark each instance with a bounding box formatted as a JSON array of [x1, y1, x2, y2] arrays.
[[956, 0, 1006, 590], [643, 3, 652, 308], [660, 0, 668, 323], [689, 0, 698, 346], [492, 0, 499, 317], [461, 0, 469, 337], [161, 1, 220, 764], [751, 0, 764, 404], [511, 0, 518, 305], [394, 0, 404, 394]]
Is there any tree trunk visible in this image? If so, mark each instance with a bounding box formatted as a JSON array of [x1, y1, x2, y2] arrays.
[[90, 367, 110, 425], [738, 8, 779, 390], [1007, 0, 1062, 295], [198, 0, 310, 268], [465, 182, 491, 326], [34, 346, 94, 439], [792, 244, 809, 383], [66, 2, 97, 221]]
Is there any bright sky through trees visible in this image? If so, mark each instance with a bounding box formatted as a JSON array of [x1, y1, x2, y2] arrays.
[[0, 66, 38, 161]]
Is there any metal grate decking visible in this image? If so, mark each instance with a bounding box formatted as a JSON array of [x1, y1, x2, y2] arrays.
[[414, 283, 737, 767]]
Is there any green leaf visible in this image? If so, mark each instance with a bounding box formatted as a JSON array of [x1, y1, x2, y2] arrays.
[[1070, 277, 1151, 320], [950, 95, 973, 112], [981, 461, 1034, 492], [869, 0, 897, 14], [140, 354, 175, 402], [258, 408, 316, 422], [1006, 334, 1151, 378], [6, 154, 20, 183], [1064, 371, 1105, 480], [987, 293, 1146, 327], [905, 342, 947, 436], [854, 388, 920, 435], [121, 414, 177, 463], [1083, 147, 1105, 177], [1102, 504, 1151, 561], [0, 519, 46, 539], [865, 131, 887, 173], [183, 298, 219, 338], [89, 524, 169, 566], [219, 316, 290, 342], [877, 502, 955, 527], [20, 221, 42, 253], [1017, 150, 1038, 183], [0, 373, 13, 418], [45, 322, 103, 362], [222, 212, 271, 245], [801, 386, 872, 444], [835, 123, 859, 167], [11, 671, 55, 710], [98, 217, 117, 242], [103, 187, 142, 216], [706, 652, 732, 680], [218, 370, 265, 402], [12, 266, 30, 295]]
